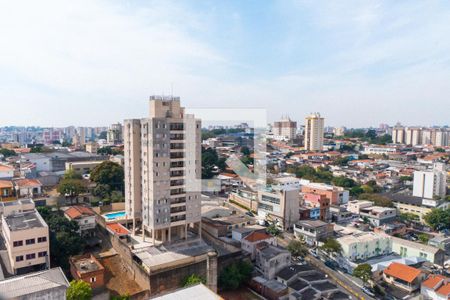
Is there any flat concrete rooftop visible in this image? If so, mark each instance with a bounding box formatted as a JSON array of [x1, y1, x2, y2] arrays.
[[4, 211, 46, 231]]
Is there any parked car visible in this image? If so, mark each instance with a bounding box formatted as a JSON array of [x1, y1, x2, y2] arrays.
[[245, 211, 254, 217], [362, 286, 375, 297], [324, 260, 337, 269], [309, 249, 319, 258]]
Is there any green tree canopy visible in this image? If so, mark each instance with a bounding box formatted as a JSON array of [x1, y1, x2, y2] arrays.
[[241, 146, 251, 156], [267, 224, 281, 237], [353, 264, 372, 283], [332, 176, 357, 188], [64, 169, 83, 180], [320, 238, 342, 255], [57, 178, 86, 199], [359, 193, 393, 207], [67, 280, 92, 300], [424, 208, 450, 231], [182, 274, 206, 287], [90, 161, 124, 191], [287, 240, 308, 257], [0, 148, 16, 158], [219, 261, 253, 291], [37, 207, 85, 271]]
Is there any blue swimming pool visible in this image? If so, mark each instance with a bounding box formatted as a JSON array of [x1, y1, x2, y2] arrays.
[[104, 211, 126, 220]]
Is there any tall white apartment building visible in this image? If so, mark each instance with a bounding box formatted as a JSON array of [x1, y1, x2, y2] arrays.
[[392, 126, 405, 144], [272, 116, 297, 141], [107, 122, 123, 145], [304, 113, 324, 151], [435, 129, 449, 147], [405, 127, 422, 146], [413, 163, 447, 199], [124, 96, 202, 244]]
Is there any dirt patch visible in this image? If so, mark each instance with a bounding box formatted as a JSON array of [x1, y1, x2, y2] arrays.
[[100, 255, 145, 297]]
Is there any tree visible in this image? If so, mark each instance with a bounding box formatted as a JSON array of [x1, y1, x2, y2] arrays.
[[90, 161, 124, 191], [287, 240, 308, 257], [37, 207, 85, 270], [182, 274, 205, 287], [219, 261, 252, 291], [334, 157, 350, 166], [67, 280, 92, 300], [64, 169, 83, 180], [353, 264, 372, 284], [424, 208, 450, 231], [0, 148, 16, 158], [399, 212, 419, 223], [332, 176, 357, 188], [418, 233, 429, 244], [350, 186, 364, 197], [98, 131, 107, 140], [93, 184, 111, 198], [320, 238, 342, 255], [435, 148, 445, 153], [57, 178, 86, 203], [267, 224, 281, 236], [110, 190, 124, 203], [359, 194, 393, 207], [241, 146, 251, 156], [30, 145, 44, 153]]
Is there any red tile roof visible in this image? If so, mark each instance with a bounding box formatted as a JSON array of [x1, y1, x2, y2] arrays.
[[0, 180, 13, 189], [422, 275, 446, 290], [0, 165, 14, 172], [14, 178, 42, 187], [244, 231, 272, 243], [106, 222, 130, 236], [65, 206, 95, 219], [384, 262, 422, 283], [436, 283, 450, 297]]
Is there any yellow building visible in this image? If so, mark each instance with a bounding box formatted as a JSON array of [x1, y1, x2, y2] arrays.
[[0, 180, 15, 201]]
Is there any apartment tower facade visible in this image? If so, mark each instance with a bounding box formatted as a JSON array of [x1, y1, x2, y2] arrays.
[[304, 113, 324, 151], [273, 116, 297, 141], [124, 96, 202, 243]]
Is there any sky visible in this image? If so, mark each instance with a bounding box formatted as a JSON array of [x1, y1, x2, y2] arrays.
[[0, 0, 449, 128]]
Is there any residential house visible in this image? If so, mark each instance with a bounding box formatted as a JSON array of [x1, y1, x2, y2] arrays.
[[337, 232, 392, 262], [64, 206, 96, 237], [428, 236, 450, 254], [392, 236, 445, 266], [293, 220, 333, 246], [421, 274, 450, 300], [359, 206, 397, 226], [303, 193, 330, 221], [0, 164, 14, 179], [0, 180, 15, 201], [13, 178, 43, 198], [255, 242, 291, 280], [383, 262, 426, 292], [301, 182, 349, 205], [242, 231, 276, 260], [70, 254, 105, 289]]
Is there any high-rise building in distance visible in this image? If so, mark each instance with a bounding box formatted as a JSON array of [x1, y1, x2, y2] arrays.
[[413, 163, 447, 199], [273, 116, 297, 141], [124, 96, 202, 244], [304, 113, 324, 151]]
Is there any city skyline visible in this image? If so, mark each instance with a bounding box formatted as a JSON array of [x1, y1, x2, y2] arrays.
[[1, 1, 450, 127]]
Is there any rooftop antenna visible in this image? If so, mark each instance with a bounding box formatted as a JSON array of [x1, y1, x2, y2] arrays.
[[171, 82, 174, 100]]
